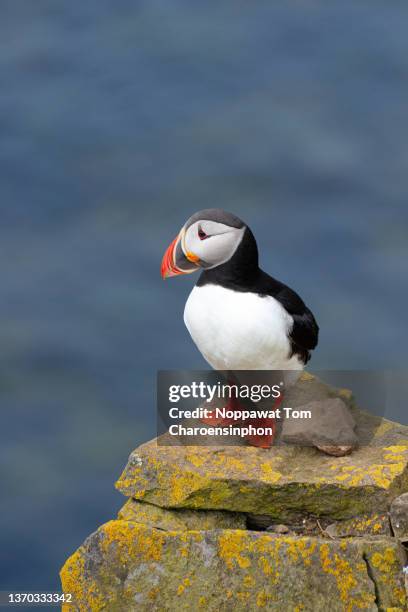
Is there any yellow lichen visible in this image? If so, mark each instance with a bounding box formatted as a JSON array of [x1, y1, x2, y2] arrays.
[[260, 462, 282, 484], [100, 520, 164, 562], [256, 590, 269, 607], [258, 555, 273, 576], [185, 452, 208, 468], [213, 453, 247, 472], [371, 548, 397, 572], [61, 549, 105, 612], [218, 531, 252, 569], [243, 575, 255, 587], [333, 461, 406, 489], [383, 445, 408, 454], [335, 514, 387, 536], [285, 538, 316, 566], [319, 543, 374, 610], [372, 420, 394, 438], [164, 468, 210, 505], [176, 576, 192, 596]]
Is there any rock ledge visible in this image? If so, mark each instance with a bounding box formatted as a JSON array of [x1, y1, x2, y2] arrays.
[[61, 375, 408, 611]]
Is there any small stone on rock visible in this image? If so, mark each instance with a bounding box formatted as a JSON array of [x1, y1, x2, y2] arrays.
[[316, 445, 354, 457], [281, 397, 358, 451], [270, 524, 290, 534]]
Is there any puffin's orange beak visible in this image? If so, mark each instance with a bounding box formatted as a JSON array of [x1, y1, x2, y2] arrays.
[[161, 232, 200, 279], [161, 235, 181, 278]]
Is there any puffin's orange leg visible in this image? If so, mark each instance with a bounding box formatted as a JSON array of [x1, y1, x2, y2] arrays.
[[245, 394, 284, 449], [199, 410, 231, 426], [199, 395, 243, 426]]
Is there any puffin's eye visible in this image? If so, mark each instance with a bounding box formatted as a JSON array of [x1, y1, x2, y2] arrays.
[[198, 228, 208, 240]]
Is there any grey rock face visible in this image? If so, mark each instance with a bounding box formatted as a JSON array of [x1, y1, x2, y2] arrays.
[[281, 397, 358, 448], [390, 492, 408, 541]]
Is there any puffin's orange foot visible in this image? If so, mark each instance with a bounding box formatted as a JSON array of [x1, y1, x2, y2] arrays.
[[245, 417, 276, 449], [199, 410, 234, 426], [245, 433, 274, 449]]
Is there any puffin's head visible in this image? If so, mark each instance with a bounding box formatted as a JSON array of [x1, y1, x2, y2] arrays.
[[161, 209, 248, 279]]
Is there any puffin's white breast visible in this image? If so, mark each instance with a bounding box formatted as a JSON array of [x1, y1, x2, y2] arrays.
[[183, 284, 303, 371]]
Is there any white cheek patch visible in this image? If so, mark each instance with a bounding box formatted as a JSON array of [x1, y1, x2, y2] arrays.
[[203, 230, 245, 267], [184, 221, 245, 268]]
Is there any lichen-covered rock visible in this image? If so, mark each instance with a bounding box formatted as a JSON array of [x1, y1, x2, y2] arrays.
[[116, 441, 408, 520], [116, 376, 408, 521], [61, 375, 408, 610], [390, 493, 408, 541], [60, 521, 407, 611], [356, 539, 407, 611], [246, 513, 392, 539], [325, 513, 391, 538], [118, 498, 246, 531]]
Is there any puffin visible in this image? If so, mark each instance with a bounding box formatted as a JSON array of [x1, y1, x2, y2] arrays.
[[161, 208, 319, 447]]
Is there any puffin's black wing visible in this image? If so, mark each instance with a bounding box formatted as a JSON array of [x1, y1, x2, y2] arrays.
[[257, 271, 319, 364]]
